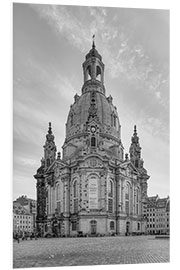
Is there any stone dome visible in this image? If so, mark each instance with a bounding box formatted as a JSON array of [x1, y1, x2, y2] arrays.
[[65, 86, 121, 143], [62, 42, 123, 162]]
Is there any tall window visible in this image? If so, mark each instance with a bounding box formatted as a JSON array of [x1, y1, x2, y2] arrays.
[[46, 158, 50, 167], [56, 184, 60, 201], [73, 180, 78, 213], [57, 201, 61, 213], [72, 221, 77, 231], [110, 221, 115, 230], [135, 159, 138, 168], [137, 222, 140, 231], [46, 189, 49, 215], [86, 65, 92, 80], [56, 183, 61, 214], [114, 115, 116, 127], [96, 65, 101, 81], [111, 114, 113, 126], [108, 180, 113, 213], [136, 188, 139, 215], [73, 180, 77, 197], [70, 113, 74, 127], [111, 113, 117, 128], [125, 183, 130, 215], [91, 136, 96, 147], [108, 180, 113, 197]]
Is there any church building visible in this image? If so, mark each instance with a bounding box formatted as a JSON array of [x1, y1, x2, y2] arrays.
[[34, 40, 150, 237]]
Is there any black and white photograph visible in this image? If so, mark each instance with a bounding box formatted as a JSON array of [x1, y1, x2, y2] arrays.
[[12, 1, 170, 269]]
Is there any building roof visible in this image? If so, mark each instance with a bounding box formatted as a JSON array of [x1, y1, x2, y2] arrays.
[[147, 195, 170, 209], [156, 198, 169, 208], [13, 202, 33, 216], [14, 195, 36, 206], [65, 88, 121, 142]]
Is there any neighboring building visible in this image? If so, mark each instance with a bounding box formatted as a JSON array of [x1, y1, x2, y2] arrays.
[[146, 195, 170, 235], [34, 41, 150, 237], [14, 195, 37, 231], [13, 202, 34, 235]]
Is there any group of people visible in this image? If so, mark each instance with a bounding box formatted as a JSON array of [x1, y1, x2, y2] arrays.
[[13, 232, 38, 243]]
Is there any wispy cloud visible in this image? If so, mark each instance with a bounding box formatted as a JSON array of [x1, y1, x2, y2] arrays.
[[31, 5, 168, 100], [30, 5, 92, 52], [22, 5, 169, 142], [13, 4, 169, 199]]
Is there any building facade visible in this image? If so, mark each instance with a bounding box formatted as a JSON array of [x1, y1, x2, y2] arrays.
[[34, 42, 150, 237], [14, 195, 37, 231], [146, 195, 170, 235], [13, 202, 34, 235]]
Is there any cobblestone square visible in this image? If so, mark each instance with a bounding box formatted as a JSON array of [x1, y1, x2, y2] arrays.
[[13, 235, 170, 268]]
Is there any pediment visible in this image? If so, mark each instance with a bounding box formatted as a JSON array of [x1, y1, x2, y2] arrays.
[[120, 161, 139, 175], [46, 159, 68, 175]]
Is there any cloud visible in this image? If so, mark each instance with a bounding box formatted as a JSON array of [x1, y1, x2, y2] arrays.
[[15, 156, 38, 167], [30, 5, 92, 52], [25, 5, 169, 142], [13, 4, 169, 199], [30, 5, 168, 92]]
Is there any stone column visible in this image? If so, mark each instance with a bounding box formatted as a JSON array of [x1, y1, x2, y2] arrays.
[[91, 60, 96, 80], [121, 178, 124, 213], [130, 185, 133, 215], [100, 170, 106, 211]]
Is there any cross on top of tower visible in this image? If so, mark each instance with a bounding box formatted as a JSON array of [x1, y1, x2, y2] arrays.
[[85, 35, 102, 61]]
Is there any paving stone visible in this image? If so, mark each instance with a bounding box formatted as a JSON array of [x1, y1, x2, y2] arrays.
[[13, 235, 169, 268]]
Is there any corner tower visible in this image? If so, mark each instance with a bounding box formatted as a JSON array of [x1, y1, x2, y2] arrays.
[[44, 122, 57, 169], [129, 125, 142, 169]]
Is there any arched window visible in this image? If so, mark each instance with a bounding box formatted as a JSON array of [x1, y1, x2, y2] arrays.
[[108, 180, 113, 198], [56, 184, 60, 201], [96, 65, 101, 81], [73, 180, 78, 198], [108, 180, 113, 213], [46, 158, 50, 167], [137, 222, 140, 231], [70, 113, 74, 127], [46, 190, 49, 215], [111, 114, 113, 126], [91, 136, 96, 147], [89, 175, 98, 210], [135, 159, 138, 168], [73, 180, 78, 213], [125, 183, 130, 215], [90, 220, 97, 235], [110, 221, 115, 230], [86, 65, 92, 80], [136, 188, 139, 215], [111, 112, 117, 128], [56, 184, 61, 214], [114, 115, 116, 127], [72, 221, 77, 231]]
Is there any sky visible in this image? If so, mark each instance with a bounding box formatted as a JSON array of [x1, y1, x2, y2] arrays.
[[13, 3, 169, 200]]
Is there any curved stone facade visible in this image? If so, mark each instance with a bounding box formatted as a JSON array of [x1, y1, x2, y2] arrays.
[[34, 42, 150, 237]]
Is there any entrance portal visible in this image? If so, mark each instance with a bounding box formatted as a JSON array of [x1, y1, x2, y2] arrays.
[[90, 220, 97, 235], [126, 221, 130, 235]]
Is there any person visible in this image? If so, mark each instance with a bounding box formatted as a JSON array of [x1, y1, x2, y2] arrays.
[[17, 234, 20, 243]]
